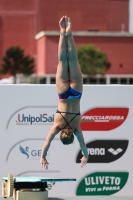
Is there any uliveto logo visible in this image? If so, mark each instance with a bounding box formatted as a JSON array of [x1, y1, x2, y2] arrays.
[[76, 140, 128, 163], [80, 108, 129, 131], [76, 172, 129, 196], [16, 113, 54, 125]]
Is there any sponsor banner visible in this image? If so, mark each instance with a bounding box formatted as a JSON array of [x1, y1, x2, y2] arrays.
[[76, 140, 129, 163], [6, 139, 49, 162], [80, 108, 129, 131], [76, 172, 129, 196], [5, 138, 73, 171], [7, 107, 56, 129], [0, 85, 133, 197]]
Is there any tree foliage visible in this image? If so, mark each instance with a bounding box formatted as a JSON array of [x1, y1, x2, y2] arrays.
[[1, 46, 35, 83], [77, 44, 111, 75]]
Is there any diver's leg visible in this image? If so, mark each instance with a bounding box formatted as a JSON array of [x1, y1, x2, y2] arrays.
[[65, 16, 83, 92], [56, 16, 69, 94]]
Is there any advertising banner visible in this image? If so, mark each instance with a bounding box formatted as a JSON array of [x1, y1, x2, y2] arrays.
[[0, 85, 133, 197]]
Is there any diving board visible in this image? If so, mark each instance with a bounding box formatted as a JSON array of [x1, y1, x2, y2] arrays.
[[2, 174, 76, 200], [3, 176, 76, 182]]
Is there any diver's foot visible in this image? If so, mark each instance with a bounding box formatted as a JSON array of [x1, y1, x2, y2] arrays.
[[65, 16, 72, 35], [59, 16, 66, 34]]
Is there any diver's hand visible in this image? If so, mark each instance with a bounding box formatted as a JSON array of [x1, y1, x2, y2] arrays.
[[59, 16, 66, 33], [80, 156, 88, 168], [40, 157, 49, 169]]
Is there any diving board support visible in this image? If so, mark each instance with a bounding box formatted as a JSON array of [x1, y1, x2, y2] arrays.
[[15, 190, 48, 200], [2, 174, 14, 198], [2, 173, 76, 200], [2, 174, 48, 200]]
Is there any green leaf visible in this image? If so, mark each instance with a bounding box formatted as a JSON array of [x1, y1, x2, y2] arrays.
[[77, 44, 111, 75], [1, 46, 35, 83]]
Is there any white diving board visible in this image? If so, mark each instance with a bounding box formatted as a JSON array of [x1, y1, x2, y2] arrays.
[[3, 176, 76, 182], [2, 174, 76, 200]]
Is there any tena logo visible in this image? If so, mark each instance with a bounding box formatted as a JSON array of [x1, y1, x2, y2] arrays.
[[76, 172, 129, 196], [80, 108, 129, 131]]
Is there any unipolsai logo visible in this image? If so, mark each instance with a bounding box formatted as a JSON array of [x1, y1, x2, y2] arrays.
[[16, 113, 54, 125], [76, 140, 128, 163], [19, 145, 42, 160], [80, 108, 129, 131], [76, 172, 129, 196], [7, 107, 56, 129]]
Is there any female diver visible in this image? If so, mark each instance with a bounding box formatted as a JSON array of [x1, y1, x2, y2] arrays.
[[40, 16, 88, 169]]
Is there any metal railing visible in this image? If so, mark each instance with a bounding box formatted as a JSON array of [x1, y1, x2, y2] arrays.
[[15, 74, 133, 85]]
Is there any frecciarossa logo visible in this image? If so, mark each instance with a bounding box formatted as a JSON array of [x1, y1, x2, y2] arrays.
[[80, 108, 129, 131]]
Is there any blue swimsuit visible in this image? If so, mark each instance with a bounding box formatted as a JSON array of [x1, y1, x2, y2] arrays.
[[58, 87, 82, 99], [57, 87, 81, 129]]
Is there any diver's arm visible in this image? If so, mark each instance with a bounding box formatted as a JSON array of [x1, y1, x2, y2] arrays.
[[41, 125, 59, 158], [40, 125, 59, 169], [74, 128, 88, 167]]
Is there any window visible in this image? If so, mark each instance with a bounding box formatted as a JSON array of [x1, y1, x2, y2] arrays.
[[110, 78, 118, 84], [129, 78, 133, 85], [40, 78, 46, 84], [51, 78, 56, 84], [89, 78, 97, 84], [83, 78, 88, 84], [99, 78, 106, 84], [120, 78, 127, 84]]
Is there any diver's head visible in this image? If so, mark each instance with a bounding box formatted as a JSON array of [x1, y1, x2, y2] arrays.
[[60, 128, 74, 145]]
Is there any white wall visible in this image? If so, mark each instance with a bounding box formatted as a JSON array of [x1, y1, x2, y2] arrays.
[[0, 85, 133, 197]]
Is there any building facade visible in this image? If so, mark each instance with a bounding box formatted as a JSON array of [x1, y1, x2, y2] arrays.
[[0, 0, 132, 83]]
